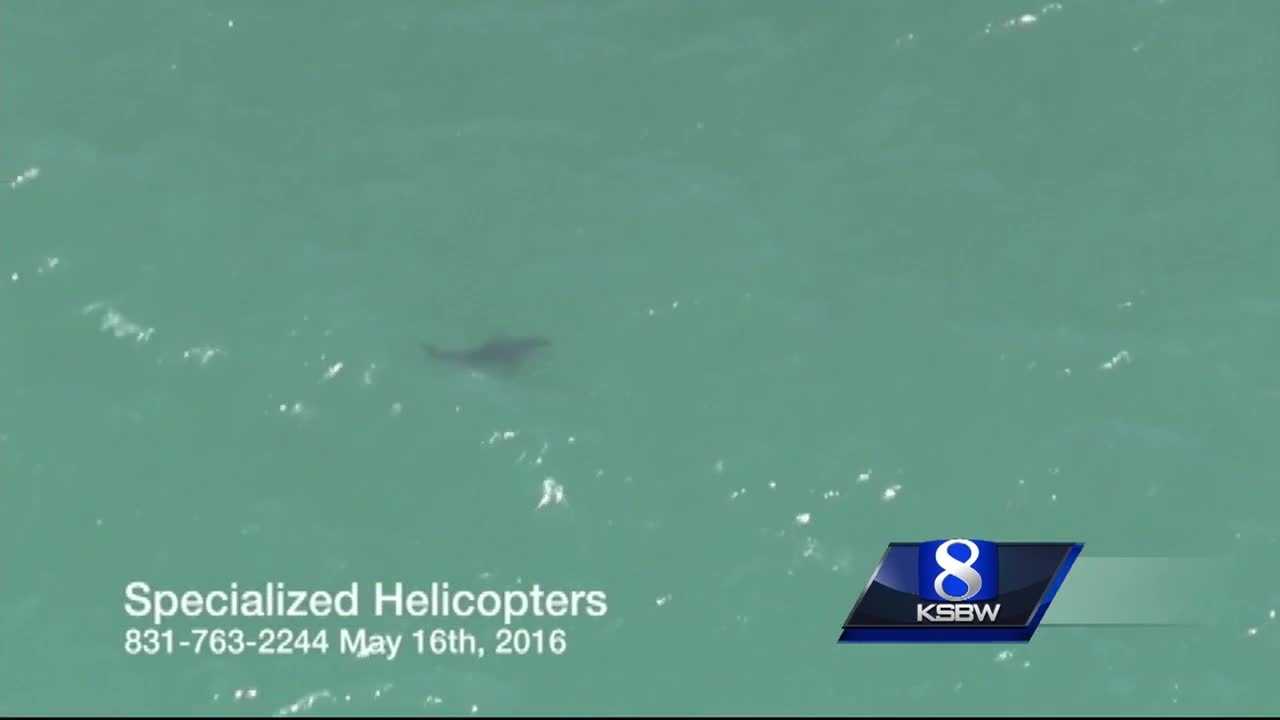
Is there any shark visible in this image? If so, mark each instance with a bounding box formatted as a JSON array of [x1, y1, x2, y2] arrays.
[[422, 335, 551, 373]]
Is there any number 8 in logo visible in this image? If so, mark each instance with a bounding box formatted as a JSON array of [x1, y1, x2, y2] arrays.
[[933, 539, 984, 602]]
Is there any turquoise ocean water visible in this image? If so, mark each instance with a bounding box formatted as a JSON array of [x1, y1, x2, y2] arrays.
[[2, 0, 1278, 715]]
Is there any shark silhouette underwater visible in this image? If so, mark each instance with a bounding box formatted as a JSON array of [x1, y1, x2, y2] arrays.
[[422, 335, 551, 374]]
